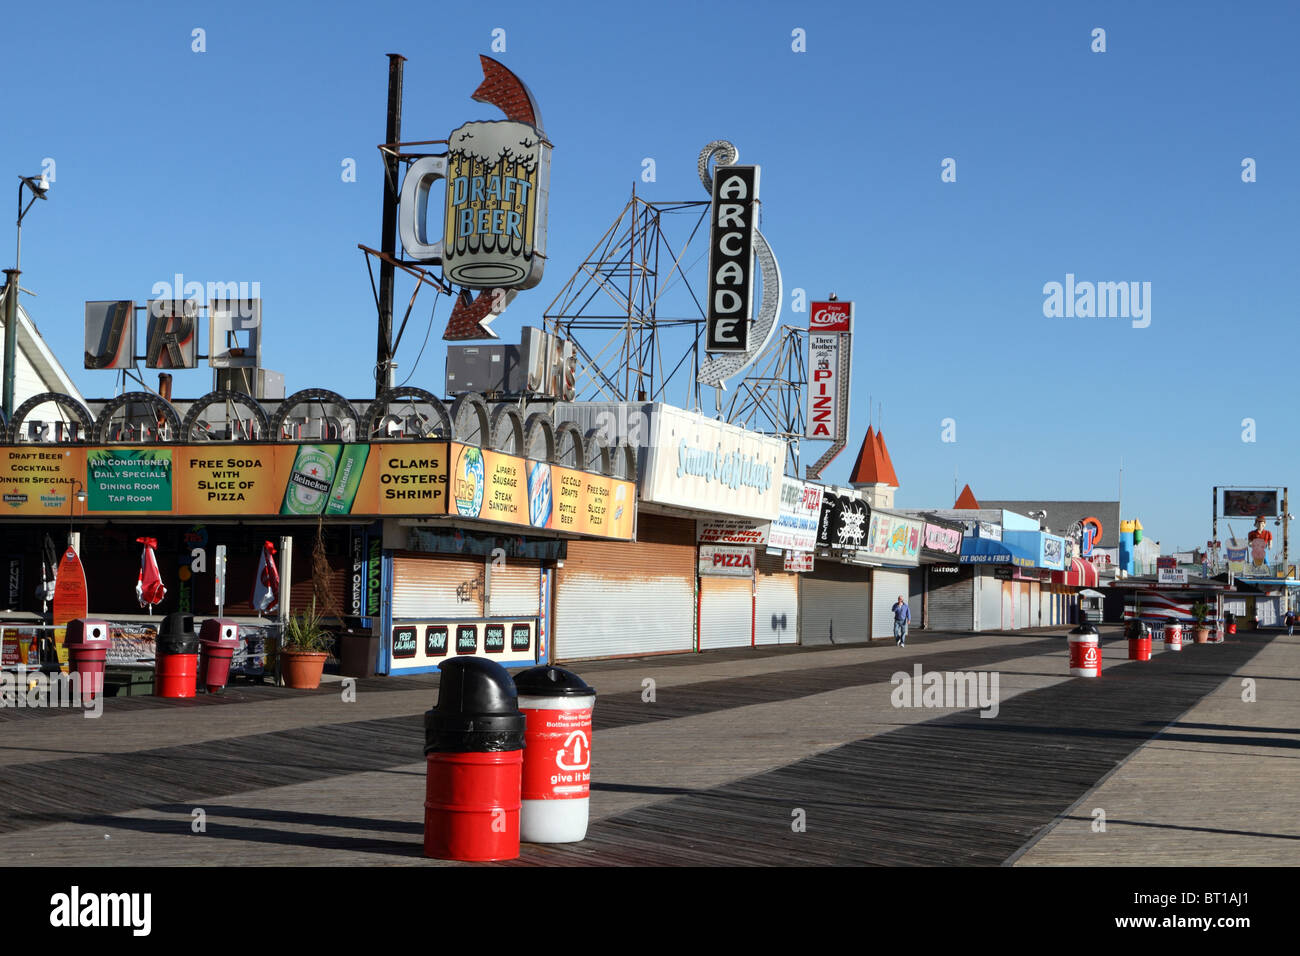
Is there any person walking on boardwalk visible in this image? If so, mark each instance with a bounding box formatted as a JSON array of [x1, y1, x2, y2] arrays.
[[1285, 609, 1295, 637], [893, 596, 911, 647]]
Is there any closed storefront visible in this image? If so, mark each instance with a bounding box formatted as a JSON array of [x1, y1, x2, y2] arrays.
[[755, 550, 799, 645], [698, 573, 754, 650], [554, 513, 696, 660], [392, 553, 485, 619], [872, 568, 911, 639], [488, 559, 541, 618], [801, 561, 871, 644], [908, 568, 925, 628], [926, 566, 972, 631], [976, 570, 1001, 631]]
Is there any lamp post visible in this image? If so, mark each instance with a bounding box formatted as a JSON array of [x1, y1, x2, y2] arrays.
[[67, 479, 86, 550], [2, 173, 50, 420]]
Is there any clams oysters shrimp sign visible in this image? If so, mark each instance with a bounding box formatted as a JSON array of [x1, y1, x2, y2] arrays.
[[696, 141, 783, 402]]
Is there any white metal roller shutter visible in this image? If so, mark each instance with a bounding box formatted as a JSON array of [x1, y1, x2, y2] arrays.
[[1017, 582, 1030, 628], [977, 572, 1001, 631], [488, 559, 540, 618], [392, 554, 483, 619], [755, 551, 798, 645], [554, 514, 695, 660], [699, 574, 753, 650], [873, 569, 910, 639], [800, 575, 870, 645]]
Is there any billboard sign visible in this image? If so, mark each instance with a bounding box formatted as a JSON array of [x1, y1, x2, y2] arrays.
[[809, 300, 853, 333], [1222, 489, 1278, 517], [705, 165, 759, 352], [767, 477, 822, 553], [698, 545, 756, 578]]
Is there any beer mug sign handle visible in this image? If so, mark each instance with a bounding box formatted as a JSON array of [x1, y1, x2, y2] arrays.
[[398, 155, 449, 262]]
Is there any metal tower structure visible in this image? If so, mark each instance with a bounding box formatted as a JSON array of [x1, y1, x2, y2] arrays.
[[543, 185, 711, 409]]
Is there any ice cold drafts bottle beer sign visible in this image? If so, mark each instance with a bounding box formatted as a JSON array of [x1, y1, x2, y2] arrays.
[[706, 165, 759, 352]]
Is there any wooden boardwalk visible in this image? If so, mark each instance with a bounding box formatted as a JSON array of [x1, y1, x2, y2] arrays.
[[0, 628, 1289, 866]]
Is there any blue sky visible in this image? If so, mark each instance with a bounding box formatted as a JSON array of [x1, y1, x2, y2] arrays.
[[3, 0, 1297, 551]]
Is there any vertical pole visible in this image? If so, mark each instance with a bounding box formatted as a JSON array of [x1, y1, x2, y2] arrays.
[[2, 268, 19, 419], [376, 54, 405, 399], [276, 535, 293, 686], [1283, 487, 1289, 577]]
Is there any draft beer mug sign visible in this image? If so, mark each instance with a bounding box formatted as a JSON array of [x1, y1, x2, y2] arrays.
[[399, 57, 551, 293]]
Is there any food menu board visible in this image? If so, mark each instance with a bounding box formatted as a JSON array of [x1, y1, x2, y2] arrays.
[[448, 443, 635, 540], [1, 442, 636, 539]]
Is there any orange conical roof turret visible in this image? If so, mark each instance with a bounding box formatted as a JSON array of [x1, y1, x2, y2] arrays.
[[849, 426, 899, 488], [954, 484, 980, 509]]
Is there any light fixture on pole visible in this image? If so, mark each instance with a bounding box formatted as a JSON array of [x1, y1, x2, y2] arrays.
[[67, 479, 86, 541], [3, 173, 50, 420]]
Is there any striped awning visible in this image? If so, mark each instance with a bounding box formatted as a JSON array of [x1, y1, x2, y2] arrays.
[[1051, 557, 1098, 587]]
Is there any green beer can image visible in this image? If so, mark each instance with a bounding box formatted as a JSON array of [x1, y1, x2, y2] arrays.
[[324, 444, 371, 515], [281, 445, 341, 515]]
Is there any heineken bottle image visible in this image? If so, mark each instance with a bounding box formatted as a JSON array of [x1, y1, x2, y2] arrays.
[[324, 445, 371, 515], [281, 445, 342, 516]]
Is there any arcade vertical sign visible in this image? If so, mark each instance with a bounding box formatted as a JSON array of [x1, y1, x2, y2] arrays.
[[804, 300, 853, 479], [705, 165, 760, 352]]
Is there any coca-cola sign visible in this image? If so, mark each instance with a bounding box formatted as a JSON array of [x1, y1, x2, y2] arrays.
[[809, 300, 852, 333]]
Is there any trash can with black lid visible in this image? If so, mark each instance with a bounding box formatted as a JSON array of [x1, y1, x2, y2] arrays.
[[514, 666, 596, 844], [155, 613, 199, 699], [423, 657, 525, 861], [1125, 619, 1151, 661]]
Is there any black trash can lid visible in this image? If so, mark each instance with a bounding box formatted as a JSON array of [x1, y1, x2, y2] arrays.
[[160, 612, 195, 640], [1069, 623, 1099, 636], [513, 665, 595, 698], [424, 658, 525, 754]]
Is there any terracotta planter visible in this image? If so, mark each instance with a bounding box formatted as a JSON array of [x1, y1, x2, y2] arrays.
[[1193, 627, 1210, 644], [281, 650, 328, 689]]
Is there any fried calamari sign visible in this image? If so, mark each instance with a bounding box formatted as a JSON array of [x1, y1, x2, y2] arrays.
[[397, 56, 551, 340]]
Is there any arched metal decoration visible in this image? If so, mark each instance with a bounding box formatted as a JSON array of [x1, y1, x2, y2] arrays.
[[522, 412, 556, 462], [490, 404, 525, 455], [362, 386, 452, 440], [180, 390, 270, 442], [3, 392, 95, 444], [696, 140, 783, 389], [448, 392, 491, 445], [92, 391, 183, 444], [554, 420, 585, 469], [614, 442, 638, 481], [582, 428, 612, 476], [269, 388, 362, 442]]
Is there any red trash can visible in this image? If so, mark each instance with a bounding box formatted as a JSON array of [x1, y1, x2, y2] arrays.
[[198, 619, 240, 694], [65, 619, 111, 703], [1068, 623, 1101, 677], [155, 613, 199, 699], [423, 657, 525, 862], [1164, 622, 1183, 652], [1126, 620, 1152, 661]]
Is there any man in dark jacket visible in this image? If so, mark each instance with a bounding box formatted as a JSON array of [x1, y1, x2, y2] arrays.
[[893, 596, 911, 647]]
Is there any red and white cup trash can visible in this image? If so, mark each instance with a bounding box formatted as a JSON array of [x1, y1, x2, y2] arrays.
[[1164, 622, 1183, 652], [423, 657, 526, 862], [1126, 620, 1152, 661], [514, 666, 596, 844], [1068, 623, 1101, 677], [198, 619, 240, 694], [65, 619, 111, 703]]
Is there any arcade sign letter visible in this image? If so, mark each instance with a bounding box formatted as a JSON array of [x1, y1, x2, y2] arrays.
[[705, 165, 759, 353]]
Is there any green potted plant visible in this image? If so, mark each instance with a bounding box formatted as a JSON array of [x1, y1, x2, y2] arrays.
[[280, 598, 332, 689], [1189, 601, 1211, 644]]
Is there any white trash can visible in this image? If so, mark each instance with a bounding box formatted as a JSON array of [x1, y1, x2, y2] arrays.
[[514, 666, 596, 843]]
